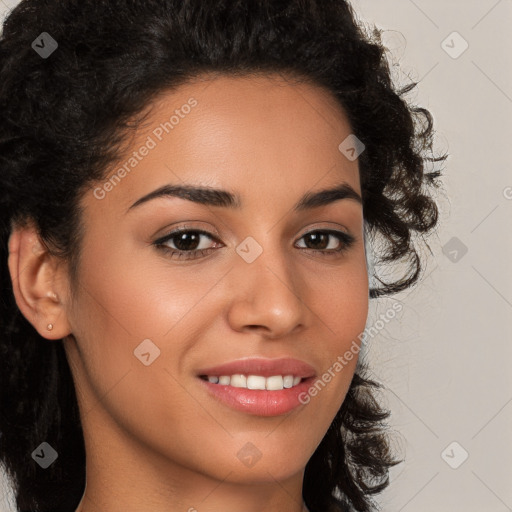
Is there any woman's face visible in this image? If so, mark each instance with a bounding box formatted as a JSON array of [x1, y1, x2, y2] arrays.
[[63, 73, 368, 497]]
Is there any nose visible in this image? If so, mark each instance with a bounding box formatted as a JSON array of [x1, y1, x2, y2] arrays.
[[226, 242, 309, 339]]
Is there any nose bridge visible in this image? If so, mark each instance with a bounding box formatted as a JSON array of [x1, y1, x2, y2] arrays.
[[227, 233, 307, 336]]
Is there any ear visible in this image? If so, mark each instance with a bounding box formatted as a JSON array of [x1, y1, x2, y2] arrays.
[[7, 221, 72, 340]]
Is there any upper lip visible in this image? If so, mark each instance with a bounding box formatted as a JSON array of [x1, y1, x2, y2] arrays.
[[196, 357, 317, 378]]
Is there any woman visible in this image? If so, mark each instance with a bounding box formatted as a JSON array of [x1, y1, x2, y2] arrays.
[[0, 1, 446, 511]]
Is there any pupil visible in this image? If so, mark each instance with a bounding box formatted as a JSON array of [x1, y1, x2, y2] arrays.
[[175, 233, 200, 251], [307, 232, 328, 250]]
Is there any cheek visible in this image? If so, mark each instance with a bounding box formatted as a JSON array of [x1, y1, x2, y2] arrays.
[[66, 243, 188, 401], [72, 240, 220, 344], [67, 237, 232, 413], [299, 255, 369, 409], [67, 244, 216, 461], [307, 255, 369, 345]]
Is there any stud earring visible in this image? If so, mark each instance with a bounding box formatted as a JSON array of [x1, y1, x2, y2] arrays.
[[47, 323, 54, 331]]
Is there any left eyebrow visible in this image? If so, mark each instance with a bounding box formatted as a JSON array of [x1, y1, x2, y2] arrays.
[[126, 182, 362, 213], [294, 182, 362, 211]]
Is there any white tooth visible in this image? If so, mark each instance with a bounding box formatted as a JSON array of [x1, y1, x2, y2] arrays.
[[247, 375, 266, 390], [266, 375, 284, 390], [210, 374, 301, 389], [230, 374, 247, 388], [283, 375, 294, 388]]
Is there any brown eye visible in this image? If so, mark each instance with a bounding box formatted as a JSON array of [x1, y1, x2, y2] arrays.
[[153, 229, 221, 260], [295, 230, 355, 255], [167, 231, 204, 251]]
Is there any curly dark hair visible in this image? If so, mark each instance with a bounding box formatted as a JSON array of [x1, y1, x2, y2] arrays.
[[0, 1, 446, 511]]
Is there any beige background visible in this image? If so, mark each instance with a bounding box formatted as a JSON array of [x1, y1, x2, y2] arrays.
[[1, 0, 511, 511]]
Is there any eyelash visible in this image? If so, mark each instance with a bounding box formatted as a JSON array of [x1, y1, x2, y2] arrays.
[[153, 228, 355, 261]]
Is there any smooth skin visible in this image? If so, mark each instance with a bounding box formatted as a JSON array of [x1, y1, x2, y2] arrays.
[[8, 73, 369, 512]]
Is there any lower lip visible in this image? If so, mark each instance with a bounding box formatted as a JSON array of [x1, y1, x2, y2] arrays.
[[197, 376, 316, 416]]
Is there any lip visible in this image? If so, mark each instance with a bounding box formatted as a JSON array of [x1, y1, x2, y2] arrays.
[[196, 357, 316, 379], [196, 357, 317, 417]]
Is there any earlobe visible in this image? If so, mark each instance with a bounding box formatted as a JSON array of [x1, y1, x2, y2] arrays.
[[7, 223, 72, 340]]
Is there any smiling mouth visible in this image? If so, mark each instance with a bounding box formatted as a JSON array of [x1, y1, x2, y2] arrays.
[[198, 374, 305, 390]]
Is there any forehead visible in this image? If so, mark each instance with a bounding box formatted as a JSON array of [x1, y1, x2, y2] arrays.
[[87, 72, 361, 214]]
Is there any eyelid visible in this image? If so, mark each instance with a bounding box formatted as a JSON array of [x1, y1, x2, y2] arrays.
[[153, 222, 221, 242], [153, 226, 222, 247], [298, 221, 350, 236]]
